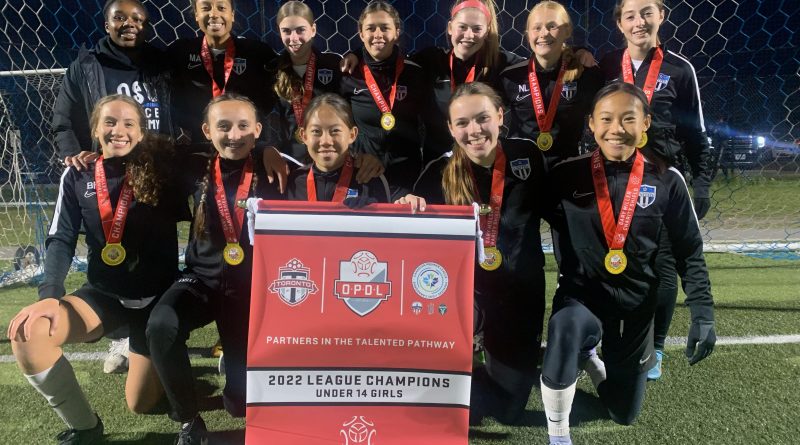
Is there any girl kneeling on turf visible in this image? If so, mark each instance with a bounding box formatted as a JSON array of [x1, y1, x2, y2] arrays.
[[146, 93, 281, 444], [288, 93, 391, 204], [540, 82, 715, 445], [8, 94, 176, 444], [398, 82, 548, 424]]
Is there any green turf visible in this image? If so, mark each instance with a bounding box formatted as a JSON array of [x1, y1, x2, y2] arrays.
[[0, 252, 798, 444]]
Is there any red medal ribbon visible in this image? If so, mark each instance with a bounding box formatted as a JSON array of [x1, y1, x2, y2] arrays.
[[362, 55, 405, 116], [590, 149, 644, 250], [528, 58, 568, 134], [469, 145, 506, 248], [213, 155, 253, 244], [306, 155, 355, 202], [449, 50, 477, 93], [201, 37, 236, 98], [291, 51, 317, 128], [95, 156, 134, 245], [621, 47, 664, 104]]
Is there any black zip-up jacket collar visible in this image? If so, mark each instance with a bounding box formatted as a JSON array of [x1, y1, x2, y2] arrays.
[[599, 44, 712, 194], [40, 153, 178, 302], [287, 158, 391, 203], [549, 152, 712, 318]]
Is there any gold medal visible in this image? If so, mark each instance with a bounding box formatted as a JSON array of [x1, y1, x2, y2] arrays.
[[223, 242, 245, 266], [101, 243, 126, 266], [380, 112, 396, 131], [636, 132, 648, 148], [537, 132, 554, 151], [478, 204, 492, 216], [294, 128, 304, 144], [480, 246, 503, 271], [604, 249, 627, 274]]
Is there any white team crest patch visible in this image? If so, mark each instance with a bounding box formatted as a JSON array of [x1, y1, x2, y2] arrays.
[[637, 184, 656, 208], [233, 57, 247, 75], [510, 158, 531, 180], [655, 73, 670, 91], [317, 69, 333, 85], [561, 81, 577, 101], [346, 188, 359, 199], [396, 85, 407, 101]]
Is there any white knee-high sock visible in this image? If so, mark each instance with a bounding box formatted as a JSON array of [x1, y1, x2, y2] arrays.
[[541, 376, 576, 437], [25, 355, 97, 430]]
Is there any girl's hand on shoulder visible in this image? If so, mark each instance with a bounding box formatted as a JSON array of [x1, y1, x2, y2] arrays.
[[394, 194, 426, 214], [263, 147, 289, 194], [64, 151, 99, 171], [340, 53, 359, 74], [575, 48, 598, 68], [7, 298, 61, 342], [354, 153, 385, 184]]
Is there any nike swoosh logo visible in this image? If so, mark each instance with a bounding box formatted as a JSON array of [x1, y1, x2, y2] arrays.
[[639, 353, 652, 365], [435, 79, 451, 84], [515, 93, 531, 101], [353, 88, 368, 95], [572, 191, 594, 198], [187, 62, 202, 69], [84, 191, 96, 198], [547, 416, 564, 423]]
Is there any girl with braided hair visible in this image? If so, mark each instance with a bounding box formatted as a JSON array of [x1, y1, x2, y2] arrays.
[[146, 93, 282, 444]]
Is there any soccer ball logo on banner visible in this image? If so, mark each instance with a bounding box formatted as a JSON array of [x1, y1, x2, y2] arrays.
[[334, 251, 392, 316], [339, 416, 377, 445], [268, 258, 319, 306]]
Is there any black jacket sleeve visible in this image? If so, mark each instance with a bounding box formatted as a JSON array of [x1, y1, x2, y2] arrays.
[[663, 169, 714, 321], [52, 59, 92, 160], [38, 169, 82, 299], [674, 63, 712, 196]]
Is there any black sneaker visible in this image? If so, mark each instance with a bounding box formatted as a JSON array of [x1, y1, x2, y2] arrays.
[[175, 415, 208, 445], [55, 415, 104, 444]]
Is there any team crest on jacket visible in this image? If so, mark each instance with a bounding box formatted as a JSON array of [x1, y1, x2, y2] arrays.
[[510, 158, 531, 180], [268, 259, 319, 306], [233, 57, 247, 75], [396, 85, 407, 101], [637, 184, 657, 209], [317, 68, 333, 85], [334, 250, 392, 317], [655, 73, 670, 92], [561, 81, 577, 101]]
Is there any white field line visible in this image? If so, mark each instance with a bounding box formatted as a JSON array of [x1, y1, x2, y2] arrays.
[[1, 334, 799, 363]]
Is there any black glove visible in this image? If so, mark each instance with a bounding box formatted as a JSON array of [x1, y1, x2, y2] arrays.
[[693, 196, 711, 220], [343, 184, 377, 209], [686, 319, 716, 365]]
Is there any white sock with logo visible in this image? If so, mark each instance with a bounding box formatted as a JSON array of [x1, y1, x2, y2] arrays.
[[25, 355, 97, 430], [541, 376, 576, 438]]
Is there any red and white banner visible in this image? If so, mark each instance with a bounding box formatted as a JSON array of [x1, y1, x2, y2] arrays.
[[246, 201, 476, 445]]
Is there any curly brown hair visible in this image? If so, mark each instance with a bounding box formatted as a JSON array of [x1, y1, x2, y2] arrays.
[[89, 94, 172, 206]]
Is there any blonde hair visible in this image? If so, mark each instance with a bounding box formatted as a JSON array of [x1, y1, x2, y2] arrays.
[[273, 1, 316, 102], [192, 93, 259, 239], [442, 82, 503, 205], [449, 0, 500, 78], [527, 1, 584, 82], [89, 94, 170, 206]]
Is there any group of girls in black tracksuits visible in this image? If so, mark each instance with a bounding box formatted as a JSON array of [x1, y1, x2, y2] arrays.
[[11, 0, 717, 444]]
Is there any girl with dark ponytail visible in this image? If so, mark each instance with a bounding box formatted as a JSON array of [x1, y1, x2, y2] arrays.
[[146, 93, 282, 444]]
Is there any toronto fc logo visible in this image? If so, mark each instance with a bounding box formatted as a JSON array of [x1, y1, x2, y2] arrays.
[[340, 416, 377, 445], [334, 250, 392, 316], [268, 258, 318, 306]]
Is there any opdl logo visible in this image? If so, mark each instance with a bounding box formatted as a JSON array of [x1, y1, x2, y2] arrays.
[[339, 416, 377, 444], [334, 250, 392, 317]]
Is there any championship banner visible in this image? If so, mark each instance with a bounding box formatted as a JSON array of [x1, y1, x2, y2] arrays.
[[246, 201, 476, 445]]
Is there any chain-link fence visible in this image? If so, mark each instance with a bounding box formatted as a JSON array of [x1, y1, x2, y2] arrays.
[[1, 0, 798, 283]]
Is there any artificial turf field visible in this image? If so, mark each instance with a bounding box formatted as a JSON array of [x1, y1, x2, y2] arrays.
[[0, 253, 798, 444]]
